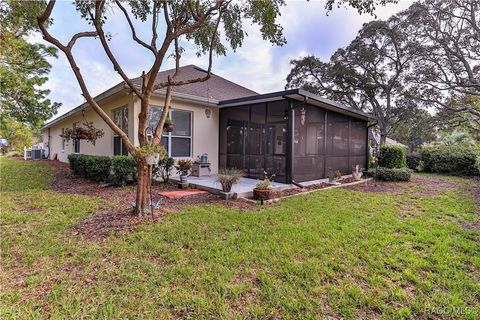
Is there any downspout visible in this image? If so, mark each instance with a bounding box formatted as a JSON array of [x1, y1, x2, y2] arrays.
[[288, 96, 308, 188], [366, 119, 378, 171]]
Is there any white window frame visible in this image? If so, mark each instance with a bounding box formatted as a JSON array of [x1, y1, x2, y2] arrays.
[[148, 107, 192, 158]]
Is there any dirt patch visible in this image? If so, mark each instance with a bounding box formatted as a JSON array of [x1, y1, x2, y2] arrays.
[[45, 160, 256, 241], [346, 175, 460, 196], [281, 177, 359, 197]]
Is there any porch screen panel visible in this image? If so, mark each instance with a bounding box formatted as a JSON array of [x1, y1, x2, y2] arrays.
[[248, 103, 266, 179], [325, 112, 349, 176], [349, 120, 367, 169], [293, 105, 325, 182], [265, 101, 288, 183], [219, 106, 249, 172]]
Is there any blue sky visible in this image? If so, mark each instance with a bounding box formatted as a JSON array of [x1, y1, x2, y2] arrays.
[[36, 0, 414, 119]]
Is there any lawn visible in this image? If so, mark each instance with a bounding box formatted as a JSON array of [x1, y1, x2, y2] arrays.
[[1, 157, 479, 319]]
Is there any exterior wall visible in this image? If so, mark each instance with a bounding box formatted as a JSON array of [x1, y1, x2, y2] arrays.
[[146, 96, 219, 175], [42, 93, 219, 175], [42, 94, 135, 163]]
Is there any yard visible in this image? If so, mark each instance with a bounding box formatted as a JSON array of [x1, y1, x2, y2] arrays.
[[1, 157, 479, 319]]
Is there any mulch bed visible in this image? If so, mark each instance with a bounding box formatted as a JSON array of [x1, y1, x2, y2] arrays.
[[45, 160, 256, 241]]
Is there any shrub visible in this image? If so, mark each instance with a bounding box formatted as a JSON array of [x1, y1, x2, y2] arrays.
[[420, 146, 480, 176], [67, 154, 81, 172], [378, 145, 407, 169], [217, 168, 243, 192], [375, 167, 412, 181], [84, 156, 112, 182], [6, 150, 23, 157], [153, 157, 175, 182], [111, 156, 137, 186], [407, 152, 422, 171], [68, 154, 136, 185]]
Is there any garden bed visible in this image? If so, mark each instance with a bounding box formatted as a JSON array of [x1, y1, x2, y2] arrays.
[[45, 160, 256, 240]]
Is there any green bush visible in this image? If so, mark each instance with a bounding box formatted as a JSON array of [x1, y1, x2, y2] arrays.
[[111, 156, 137, 186], [375, 167, 412, 181], [407, 152, 422, 171], [378, 145, 407, 169], [420, 146, 480, 176], [153, 157, 175, 182], [68, 154, 136, 185], [84, 156, 112, 182]]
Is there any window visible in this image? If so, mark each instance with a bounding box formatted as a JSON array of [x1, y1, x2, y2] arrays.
[[112, 106, 129, 156], [72, 122, 80, 153], [74, 139, 80, 153], [148, 106, 192, 157], [61, 128, 65, 150]]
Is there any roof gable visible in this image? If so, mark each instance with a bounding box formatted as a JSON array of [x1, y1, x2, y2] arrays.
[[132, 65, 258, 101]]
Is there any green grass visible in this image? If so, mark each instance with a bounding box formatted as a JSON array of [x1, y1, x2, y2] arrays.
[[1, 157, 479, 319]]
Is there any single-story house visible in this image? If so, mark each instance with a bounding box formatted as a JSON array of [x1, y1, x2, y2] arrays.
[[41, 65, 375, 184]]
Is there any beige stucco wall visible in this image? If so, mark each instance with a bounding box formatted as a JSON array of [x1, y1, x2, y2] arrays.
[[42, 92, 219, 174], [143, 95, 219, 174]]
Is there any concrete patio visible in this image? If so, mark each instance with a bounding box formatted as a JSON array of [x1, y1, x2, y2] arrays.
[[173, 175, 295, 198]]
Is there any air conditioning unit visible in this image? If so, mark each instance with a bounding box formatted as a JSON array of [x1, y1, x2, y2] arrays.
[[31, 149, 43, 160]]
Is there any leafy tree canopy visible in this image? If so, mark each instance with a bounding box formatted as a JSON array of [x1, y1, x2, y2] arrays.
[[0, 0, 60, 127]]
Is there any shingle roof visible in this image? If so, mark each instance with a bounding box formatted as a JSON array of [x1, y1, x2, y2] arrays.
[[132, 65, 258, 101]]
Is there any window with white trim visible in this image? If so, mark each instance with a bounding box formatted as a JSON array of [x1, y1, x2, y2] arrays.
[[112, 105, 129, 156], [73, 122, 80, 153], [148, 106, 192, 157]]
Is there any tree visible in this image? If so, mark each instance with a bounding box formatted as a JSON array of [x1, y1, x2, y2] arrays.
[[388, 108, 436, 151], [0, 115, 35, 153], [0, 0, 60, 126], [286, 13, 416, 145], [33, 0, 397, 215], [402, 0, 480, 131]]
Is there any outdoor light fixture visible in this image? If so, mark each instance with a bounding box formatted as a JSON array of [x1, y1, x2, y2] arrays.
[[205, 107, 212, 119], [300, 107, 306, 126]]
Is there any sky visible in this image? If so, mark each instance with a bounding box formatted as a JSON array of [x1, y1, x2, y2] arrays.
[[36, 0, 414, 120]]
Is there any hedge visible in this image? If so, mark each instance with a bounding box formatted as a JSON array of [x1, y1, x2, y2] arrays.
[[407, 152, 422, 171], [68, 154, 137, 186], [111, 156, 137, 186], [375, 167, 412, 181], [378, 145, 407, 169], [420, 146, 480, 176]]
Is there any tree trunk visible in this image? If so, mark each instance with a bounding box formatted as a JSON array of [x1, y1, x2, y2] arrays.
[[380, 130, 387, 147], [134, 158, 151, 216]]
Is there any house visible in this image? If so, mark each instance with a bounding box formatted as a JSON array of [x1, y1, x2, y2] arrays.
[[41, 65, 375, 184]]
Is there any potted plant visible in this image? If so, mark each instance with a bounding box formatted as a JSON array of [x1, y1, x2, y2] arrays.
[[175, 159, 192, 183], [352, 165, 363, 180], [163, 117, 174, 132], [140, 143, 166, 165], [327, 169, 342, 184], [60, 122, 105, 145], [217, 168, 242, 195], [253, 171, 275, 200]]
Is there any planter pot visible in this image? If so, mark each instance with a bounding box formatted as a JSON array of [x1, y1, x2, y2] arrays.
[[352, 172, 363, 180], [164, 123, 174, 132], [146, 154, 158, 165], [180, 175, 188, 183], [253, 188, 273, 200], [220, 191, 236, 200]]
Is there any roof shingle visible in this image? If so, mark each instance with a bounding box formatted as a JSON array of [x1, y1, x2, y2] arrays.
[[132, 65, 258, 101]]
